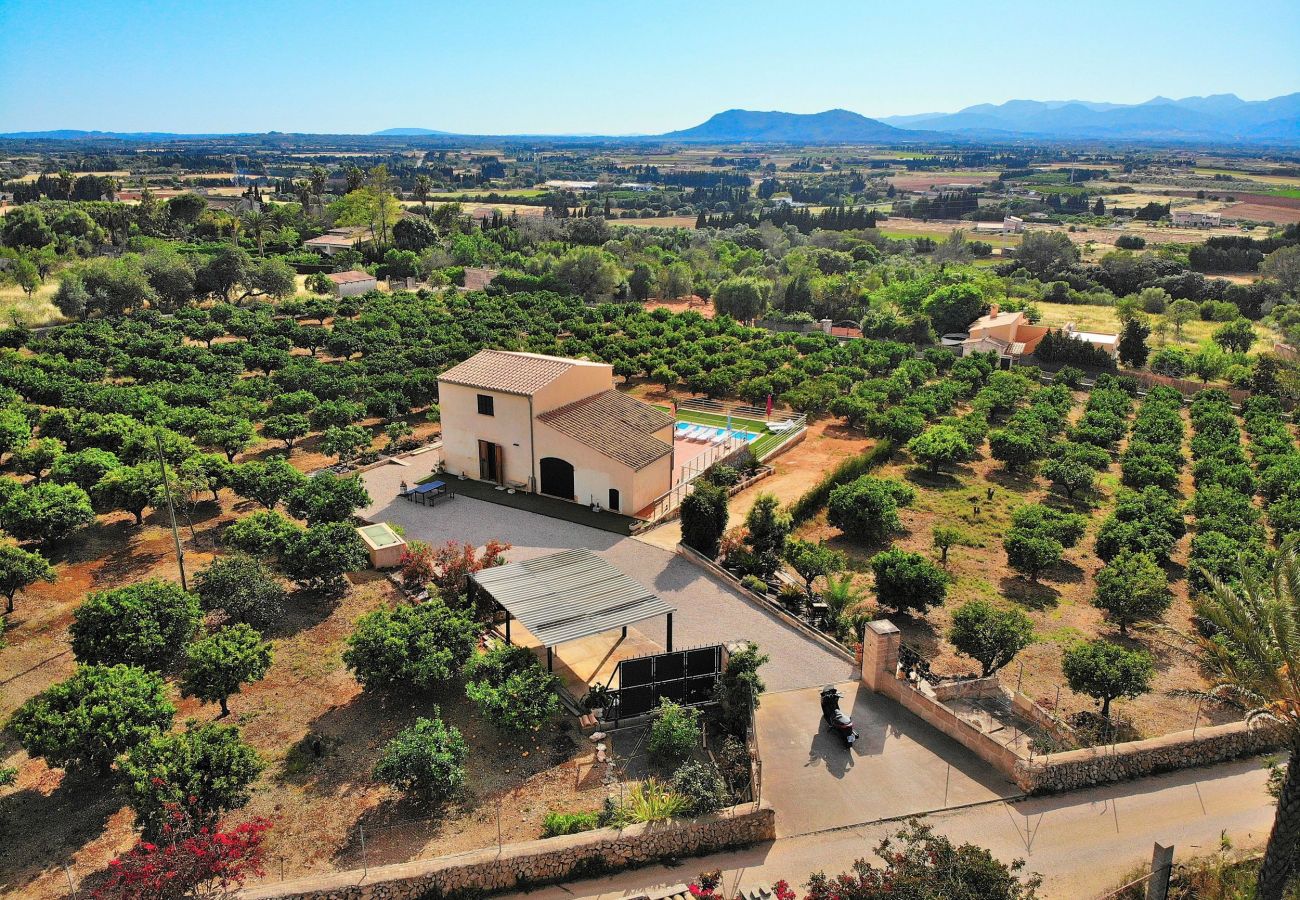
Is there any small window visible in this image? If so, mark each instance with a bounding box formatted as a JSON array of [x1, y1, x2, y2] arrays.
[[477, 394, 494, 416]]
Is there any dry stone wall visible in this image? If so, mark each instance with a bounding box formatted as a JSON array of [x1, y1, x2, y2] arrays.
[[241, 802, 774, 900], [1015, 721, 1282, 793]]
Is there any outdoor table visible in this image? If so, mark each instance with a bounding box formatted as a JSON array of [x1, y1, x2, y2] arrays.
[[401, 480, 452, 505]]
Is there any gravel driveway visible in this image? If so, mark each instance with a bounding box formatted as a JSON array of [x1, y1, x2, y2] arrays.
[[361, 463, 854, 692]]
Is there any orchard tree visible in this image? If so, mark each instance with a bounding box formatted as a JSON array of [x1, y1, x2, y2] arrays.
[[1004, 527, 1063, 583], [0, 540, 55, 613], [947, 600, 1034, 677], [8, 664, 175, 774], [871, 548, 948, 615], [93, 463, 160, 525], [1041, 456, 1095, 500], [0, 481, 96, 544], [11, 437, 63, 484], [262, 414, 310, 450], [319, 425, 371, 465], [988, 428, 1042, 473], [182, 625, 273, 716], [222, 509, 301, 557], [344, 597, 478, 691], [49, 446, 120, 491], [70, 579, 201, 668], [462, 644, 561, 731], [828, 476, 915, 544], [783, 539, 844, 596], [281, 522, 368, 591], [373, 713, 467, 805], [1091, 550, 1170, 635], [197, 418, 257, 462], [229, 459, 306, 510], [286, 473, 371, 524], [0, 408, 32, 459], [932, 524, 965, 565], [1063, 639, 1153, 718], [908, 425, 973, 474], [119, 723, 263, 837], [194, 554, 286, 628]]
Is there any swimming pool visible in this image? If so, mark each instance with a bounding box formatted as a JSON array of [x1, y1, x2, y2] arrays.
[[674, 422, 760, 443]]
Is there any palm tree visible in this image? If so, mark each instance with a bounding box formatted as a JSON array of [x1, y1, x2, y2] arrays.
[[241, 210, 268, 256], [414, 174, 432, 209], [822, 574, 874, 639], [1191, 547, 1300, 900]]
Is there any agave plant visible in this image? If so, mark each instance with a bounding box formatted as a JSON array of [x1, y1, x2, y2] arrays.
[[613, 778, 687, 825], [1191, 546, 1300, 900]]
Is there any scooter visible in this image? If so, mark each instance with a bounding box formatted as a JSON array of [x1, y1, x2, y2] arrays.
[[820, 685, 858, 747]]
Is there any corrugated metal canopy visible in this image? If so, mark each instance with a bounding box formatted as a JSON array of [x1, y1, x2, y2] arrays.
[[470, 548, 674, 647]]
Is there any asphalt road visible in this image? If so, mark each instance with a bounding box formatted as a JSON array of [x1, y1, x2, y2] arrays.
[[497, 755, 1279, 900]]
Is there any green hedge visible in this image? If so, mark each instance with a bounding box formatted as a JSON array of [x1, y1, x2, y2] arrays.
[[787, 439, 894, 525]]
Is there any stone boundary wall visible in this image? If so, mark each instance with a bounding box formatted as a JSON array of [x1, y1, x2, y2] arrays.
[[861, 620, 1282, 796], [931, 676, 1001, 702], [1015, 721, 1282, 793], [860, 624, 1022, 777], [240, 802, 774, 900]]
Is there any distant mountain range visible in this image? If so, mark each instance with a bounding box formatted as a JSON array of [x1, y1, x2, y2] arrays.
[[3, 93, 1297, 145], [879, 93, 1300, 143], [660, 108, 919, 143], [370, 127, 451, 136]]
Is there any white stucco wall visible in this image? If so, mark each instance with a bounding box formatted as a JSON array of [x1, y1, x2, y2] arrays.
[[437, 382, 534, 486], [532, 362, 614, 414], [533, 421, 670, 514]]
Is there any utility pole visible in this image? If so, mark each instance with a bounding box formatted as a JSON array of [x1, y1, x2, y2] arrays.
[[155, 431, 187, 591]]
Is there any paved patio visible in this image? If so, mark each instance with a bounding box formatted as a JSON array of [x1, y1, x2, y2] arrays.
[[755, 682, 1022, 837], [362, 462, 855, 693]]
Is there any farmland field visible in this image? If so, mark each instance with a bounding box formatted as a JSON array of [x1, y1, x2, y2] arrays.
[[1034, 300, 1278, 352]]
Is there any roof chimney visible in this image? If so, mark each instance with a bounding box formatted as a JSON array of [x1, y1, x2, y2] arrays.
[[989, 303, 1000, 317]]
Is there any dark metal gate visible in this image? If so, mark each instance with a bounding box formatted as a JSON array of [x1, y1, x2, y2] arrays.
[[601, 644, 724, 723]]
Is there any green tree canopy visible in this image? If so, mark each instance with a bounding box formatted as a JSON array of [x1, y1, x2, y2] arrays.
[[70, 579, 201, 669], [8, 664, 175, 774], [182, 624, 273, 716], [1062, 639, 1153, 718], [119, 722, 263, 838]]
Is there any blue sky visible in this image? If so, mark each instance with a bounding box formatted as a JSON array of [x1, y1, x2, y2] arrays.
[[2, 0, 1297, 134]]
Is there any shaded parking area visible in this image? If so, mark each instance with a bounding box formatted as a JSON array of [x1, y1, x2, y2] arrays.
[[756, 682, 1022, 837], [361, 463, 855, 693]]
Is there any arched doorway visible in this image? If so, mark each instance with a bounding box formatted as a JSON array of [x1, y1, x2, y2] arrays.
[[539, 457, 575, 500]]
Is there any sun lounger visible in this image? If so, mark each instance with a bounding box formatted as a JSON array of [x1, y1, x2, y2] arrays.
[[767, 419, 797, 434], [710, 429, 728, 445], [686, 425, 708, 440], [674, 422, 693, 437]]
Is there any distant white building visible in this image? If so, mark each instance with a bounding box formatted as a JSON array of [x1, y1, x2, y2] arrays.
[[1172, 210, 1221, 228], [326, 270, 377, 297], [305, 227, 368, 256]]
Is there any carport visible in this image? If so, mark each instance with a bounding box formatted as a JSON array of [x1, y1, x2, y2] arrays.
[[468, 547, 677, 673]]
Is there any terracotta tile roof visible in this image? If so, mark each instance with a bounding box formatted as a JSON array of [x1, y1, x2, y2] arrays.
[[327, 270, 375, 284], [538, 390, 673, 470], [438, 349, 580, 396], [307, 232, 361, 246]]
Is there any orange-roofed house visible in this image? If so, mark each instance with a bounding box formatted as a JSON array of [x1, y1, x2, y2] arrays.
[[437, 350, 674, 515], [960, 304, 1051, 361]]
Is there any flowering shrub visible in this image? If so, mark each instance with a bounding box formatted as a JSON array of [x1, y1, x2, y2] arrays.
[[93, 799, 270, 900], [429, 539, 511, 607]]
